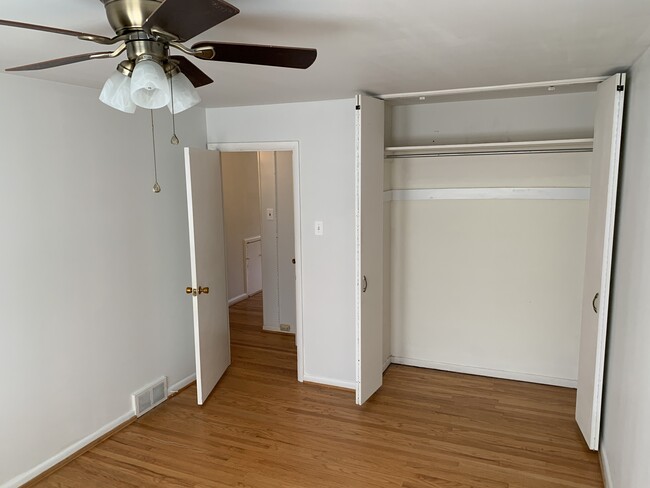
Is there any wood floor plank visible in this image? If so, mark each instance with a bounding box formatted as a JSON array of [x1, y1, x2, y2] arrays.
[[33, 293, 602, 487]]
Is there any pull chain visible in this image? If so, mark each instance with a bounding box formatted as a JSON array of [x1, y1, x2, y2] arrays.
[[170, 74, 180, 145], [151, 109, 161, 193]]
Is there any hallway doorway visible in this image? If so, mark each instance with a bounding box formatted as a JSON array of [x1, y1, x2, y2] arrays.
[[216, 142, 303, 381]]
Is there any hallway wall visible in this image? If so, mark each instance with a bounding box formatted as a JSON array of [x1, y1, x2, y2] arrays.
[[221, 151, 261, 303]]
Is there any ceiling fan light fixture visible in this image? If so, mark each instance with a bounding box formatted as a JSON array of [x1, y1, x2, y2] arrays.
[[168, 72, 201, 114], [130, 58, 171, 109], [99, 71, 136, 113]]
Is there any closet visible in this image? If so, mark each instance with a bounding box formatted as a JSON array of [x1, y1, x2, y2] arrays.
[[355, 75, 626, 451]]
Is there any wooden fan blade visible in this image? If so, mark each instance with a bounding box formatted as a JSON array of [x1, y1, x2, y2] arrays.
[[6, 52, 113, 72], [191, 42, 317, 69], [170, 56, 214, 87], [144, 0, 239, 43], [0, 19, 112, 41]]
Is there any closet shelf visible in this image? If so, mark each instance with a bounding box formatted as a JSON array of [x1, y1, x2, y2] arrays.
[[385, 138, 594, 157]]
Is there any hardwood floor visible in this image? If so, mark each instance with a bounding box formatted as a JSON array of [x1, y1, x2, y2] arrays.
[[35, 293, 603, 487]]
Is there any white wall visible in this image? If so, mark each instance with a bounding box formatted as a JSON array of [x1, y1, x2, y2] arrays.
[[0, 73, 206, 487], [600, 47, 650, 487], [221, 152, 261, 302], [206, 100, 356, 387]]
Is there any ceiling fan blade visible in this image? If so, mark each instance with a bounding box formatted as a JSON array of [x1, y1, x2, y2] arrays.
[[5, 52, 114, 72], [191, 42, 317, 69], [144, 0, 239, 43], [170, 56, 214, 87], [0, 19, 112, 41]]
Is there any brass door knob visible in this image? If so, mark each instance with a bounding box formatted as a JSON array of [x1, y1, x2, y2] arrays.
[[199, 286, 209, 294], [186, 287, 193, 294]]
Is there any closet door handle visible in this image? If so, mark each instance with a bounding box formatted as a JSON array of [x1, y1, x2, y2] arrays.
[[592, 292, 599, 314], [362, 275, 368, 293]]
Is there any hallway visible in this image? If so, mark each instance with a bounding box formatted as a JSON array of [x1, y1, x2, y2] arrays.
[[35, 294, 602, 487]]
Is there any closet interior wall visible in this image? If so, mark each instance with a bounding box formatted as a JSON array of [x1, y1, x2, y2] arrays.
[[384, 91, 597, 386]]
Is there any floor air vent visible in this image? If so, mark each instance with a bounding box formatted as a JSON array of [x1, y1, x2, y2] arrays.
[[132, 377, 168, 417]]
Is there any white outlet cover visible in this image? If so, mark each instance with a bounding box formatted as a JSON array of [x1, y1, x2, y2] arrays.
[[315, 221, 324, 236], [266, 208, 275, 220]]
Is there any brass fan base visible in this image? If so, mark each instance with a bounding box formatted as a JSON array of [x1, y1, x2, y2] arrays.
[[101, 0, 163, 35]]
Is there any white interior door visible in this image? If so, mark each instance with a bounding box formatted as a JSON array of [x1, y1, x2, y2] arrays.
[[576, 73, 626, 450], [184, 147, 231, 405], [355, 94, 385, 405], [245, 238, 263, 295]]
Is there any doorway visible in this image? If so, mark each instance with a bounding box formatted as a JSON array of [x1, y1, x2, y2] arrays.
[[211, 142, 304, 381]]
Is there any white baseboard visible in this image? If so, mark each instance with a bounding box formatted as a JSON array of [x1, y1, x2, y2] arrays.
[[600, 447, 613, 488], [262, 325, 293, 334], [390, 356, 577, 388], [383, 356, 392, 372], [302, 374, 356, 391], [228, 293, 248, 306], [169, 373, 196, 394], [2, 410, 134, 488]]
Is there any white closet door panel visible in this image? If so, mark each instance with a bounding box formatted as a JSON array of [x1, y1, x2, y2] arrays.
[[356, 94, 385, 405], [184, 148, 231, 405], [576, 74, 626, 450]]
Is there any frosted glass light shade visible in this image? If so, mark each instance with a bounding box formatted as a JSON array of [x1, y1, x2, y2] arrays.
[[99, 71, 136, 113], [130, 59, 170, 109], [168, 73, 201, 114]]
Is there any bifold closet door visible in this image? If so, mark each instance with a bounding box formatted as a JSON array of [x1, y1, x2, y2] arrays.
[[184, 147, 231, 405], [355, 94, 385, 405], [576, 73, 626, 450]]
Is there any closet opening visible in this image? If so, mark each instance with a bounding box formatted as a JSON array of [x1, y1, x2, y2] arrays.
[[363, 75, 625, 450]]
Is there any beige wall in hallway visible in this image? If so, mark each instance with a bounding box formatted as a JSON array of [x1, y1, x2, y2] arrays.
[[221, 152, 261, 302]]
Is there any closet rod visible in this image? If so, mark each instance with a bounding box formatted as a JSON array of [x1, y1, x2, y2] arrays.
[[387, 148, 593, 159]]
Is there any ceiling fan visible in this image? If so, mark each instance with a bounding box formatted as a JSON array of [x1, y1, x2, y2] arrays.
[[0, 0, 318, 113]]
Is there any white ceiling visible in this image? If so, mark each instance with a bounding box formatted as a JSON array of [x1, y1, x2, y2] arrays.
[[2, 0, 650, 108]]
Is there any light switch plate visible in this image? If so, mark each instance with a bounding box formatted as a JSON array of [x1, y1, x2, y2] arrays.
[[266, 208, 275, 220], [315, 221, 324, 236]]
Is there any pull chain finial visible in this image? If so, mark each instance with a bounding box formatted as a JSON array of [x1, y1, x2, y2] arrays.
[[150, 109, 161, 193], [170, 73, 180, 145]]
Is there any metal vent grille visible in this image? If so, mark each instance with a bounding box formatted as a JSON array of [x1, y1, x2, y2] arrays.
[[152, 383, 165, 404], [132, 377, 168, 417]]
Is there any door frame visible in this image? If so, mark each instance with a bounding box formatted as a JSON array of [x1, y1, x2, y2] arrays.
[[208, 141, 305, 383]]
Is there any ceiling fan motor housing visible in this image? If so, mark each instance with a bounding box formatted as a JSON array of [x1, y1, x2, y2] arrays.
[[101, 0, 163, 35]]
